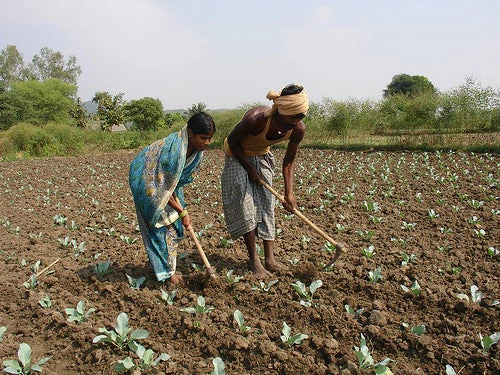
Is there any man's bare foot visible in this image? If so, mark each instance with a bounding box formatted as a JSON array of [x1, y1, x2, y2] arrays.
[[169, 273, 184, 285], [265, 260, 282, 273], [250, 261, 273, 278]]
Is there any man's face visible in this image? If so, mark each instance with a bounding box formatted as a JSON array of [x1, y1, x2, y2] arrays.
[[280, 113, 305, 130]]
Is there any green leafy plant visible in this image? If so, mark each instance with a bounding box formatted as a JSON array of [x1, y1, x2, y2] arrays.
[[356, 229, 375, 241], [354, 333, 392, 373], [65, 300, 96, 323], [22, 275, 37, 290], [119, 234, 137, 244], [226, 270, 244, 285], [0, 326, 6, 341], [180, 296, 214, 315], [126, 274, 145, 289], [93, 312, 149, 350], [38, 295, 52, 308], [345, 304, 364, 318], [280, 321, 308, 347], [456, 285, 483, 303], [487, 246, 499, 257], [53, 214, 68, 226], [401, 221, 417, 230], [3, 343, 51, 374], [233, 310, 251, 335], [362, 200, 380, 212], [113, 344, 170, 373], [479, 332, 500, 354], [400, 252, 416, 266], [160, 289, 177, 306], [94, 260, 111, 278], [401, 323, 426, 336], [252, 279, 279, 292], [291, 280, 323, 307], [368, 267, 382, 283], [211, 357, 226, 375], [400, 280, 421, 297], [362, 245, 376, 258]]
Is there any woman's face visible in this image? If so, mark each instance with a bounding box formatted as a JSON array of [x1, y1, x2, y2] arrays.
[[189, 130, 214, 151]]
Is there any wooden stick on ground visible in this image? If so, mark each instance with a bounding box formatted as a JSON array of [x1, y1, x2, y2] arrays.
[[25, 258, 61, 284]]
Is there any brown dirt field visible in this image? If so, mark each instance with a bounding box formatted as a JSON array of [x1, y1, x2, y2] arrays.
[[0, 148, 498, 374]]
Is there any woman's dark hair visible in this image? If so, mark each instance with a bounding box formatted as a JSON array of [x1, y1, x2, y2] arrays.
[[281, 84, 304, 96], [187, 112, 216, 134]]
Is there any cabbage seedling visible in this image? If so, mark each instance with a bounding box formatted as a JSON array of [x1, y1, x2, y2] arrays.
[[126, 274, 145, 289], [113, 344, 170, 373], [38, 295, 52, 308], [280, 321, 308, 347], [288, 258, 300, 266], [368, 267, 382, 283], [252, 279, 278, 293], [291, 280, 323, 307], [94, 260, 111, 278], [344, 304, 364, 318], [65, 300, 96, 323], [354, 333, 392, 372], [211, 357, 225, 375], [456, 285, 483, 304], [119, 235, 137, 244], [53, 214, 68, 226], [487, 247, 498, 257], [0, 326, 6, 341], [400, 280, 421, 297], [445, 364, 458, 374], [400, 252, 416, 266], [93, 312, 149, 350], [180, 296, 214, 315], [3, 342, 51, 374], [479, 332, 500, 354], [226, 270, 243, 285], [23, 275, 37, 290], [160, 289, 177, 305], [233, 310, 251, 335], [362, 245, 376, 258]]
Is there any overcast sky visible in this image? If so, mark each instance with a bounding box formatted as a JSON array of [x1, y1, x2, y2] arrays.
[[2, 0, 499, 109]]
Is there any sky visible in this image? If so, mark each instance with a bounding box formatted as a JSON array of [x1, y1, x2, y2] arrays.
[[2, 0, 499, 109]]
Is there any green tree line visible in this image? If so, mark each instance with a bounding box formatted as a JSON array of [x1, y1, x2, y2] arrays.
[[0, 45, 499, 159]]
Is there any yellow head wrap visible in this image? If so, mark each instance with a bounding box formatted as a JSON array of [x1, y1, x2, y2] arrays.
[[263, 86, 309, 117]]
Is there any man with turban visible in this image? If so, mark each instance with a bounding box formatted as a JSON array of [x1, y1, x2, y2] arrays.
[[221, 84, 309, 277]]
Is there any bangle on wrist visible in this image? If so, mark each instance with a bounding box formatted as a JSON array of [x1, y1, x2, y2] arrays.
[[179, 209, 188, 219]]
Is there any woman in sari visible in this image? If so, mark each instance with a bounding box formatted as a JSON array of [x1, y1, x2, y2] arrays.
[[129, 112, 216, 284]]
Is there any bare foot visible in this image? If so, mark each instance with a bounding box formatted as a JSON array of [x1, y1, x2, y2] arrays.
[[265, 260, 282, 273], [169, 273, 184, 285], [250, 261, 273, 278]]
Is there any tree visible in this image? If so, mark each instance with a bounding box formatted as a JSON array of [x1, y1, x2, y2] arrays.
[[124, 97, 164, 131], [69, 97, 90, 128], [383, 74, 435, 97], [185, 102, 207, 118], [28, 47, 82, 85], [0, 45, 29, 93], [92, 91, 126, 131], [164, 112, 185, 128], [0, 78, 77, 130]]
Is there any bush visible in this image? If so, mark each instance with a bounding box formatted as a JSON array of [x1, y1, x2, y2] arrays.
[[6, 123, 52, 156], [0, 135, 17, 159]]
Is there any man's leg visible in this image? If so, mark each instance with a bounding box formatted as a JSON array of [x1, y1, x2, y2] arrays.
[[244, 229, 272, 277], [263, 239, 282, 273]]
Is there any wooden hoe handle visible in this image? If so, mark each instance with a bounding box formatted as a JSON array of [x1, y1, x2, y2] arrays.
[[260, 181, 345, 256], [186, 225, 217, 278]]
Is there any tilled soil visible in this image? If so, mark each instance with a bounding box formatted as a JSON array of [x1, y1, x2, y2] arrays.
[[0, 148, 498, 374]]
